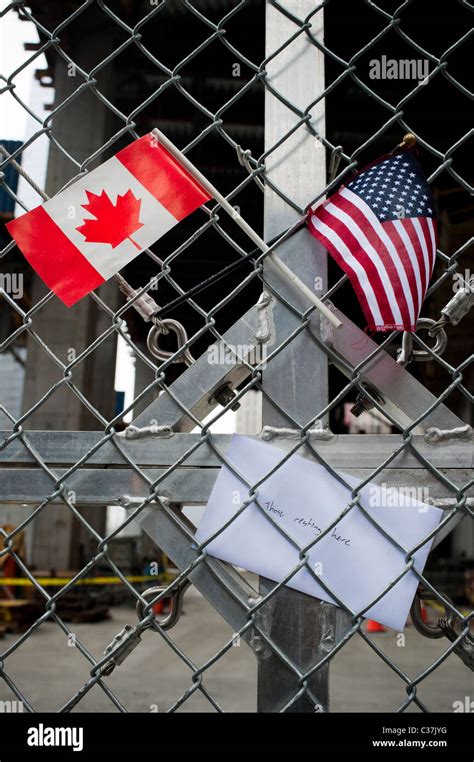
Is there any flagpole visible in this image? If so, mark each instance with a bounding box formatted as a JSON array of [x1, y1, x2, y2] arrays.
[[151, 128, 342, 330]]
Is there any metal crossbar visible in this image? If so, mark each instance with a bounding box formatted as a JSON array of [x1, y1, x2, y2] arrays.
[[0, 0, 472, 713]]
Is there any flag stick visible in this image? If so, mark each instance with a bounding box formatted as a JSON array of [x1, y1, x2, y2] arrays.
[[151, 128, 342, 330]]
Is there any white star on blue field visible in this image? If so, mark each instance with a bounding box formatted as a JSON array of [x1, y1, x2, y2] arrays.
[[347, 152, 435, 222]]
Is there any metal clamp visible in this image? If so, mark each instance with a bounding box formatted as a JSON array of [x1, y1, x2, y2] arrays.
[[102, 624, 143, 676], [100, 579, 192, 675], [397, 318, 448, 366], [437, 278, 474, 327], [147, 318, 195, 366], [136, 579, 191, 630]]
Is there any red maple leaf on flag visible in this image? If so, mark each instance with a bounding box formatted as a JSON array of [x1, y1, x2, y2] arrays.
[[76, 189, 144, 250]]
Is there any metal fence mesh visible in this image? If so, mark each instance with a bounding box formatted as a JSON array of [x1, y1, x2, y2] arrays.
[[0, 0, 472, 713]]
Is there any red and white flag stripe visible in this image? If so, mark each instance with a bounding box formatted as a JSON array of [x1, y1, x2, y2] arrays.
[[7, 133, 211, 306], [309, 187, 436, 332]]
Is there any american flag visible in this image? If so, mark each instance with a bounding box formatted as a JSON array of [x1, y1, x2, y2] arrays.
[[308, 150, 437, 332]]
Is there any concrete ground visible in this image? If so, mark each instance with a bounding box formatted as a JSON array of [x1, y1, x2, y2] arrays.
[[0, 584, 471, 713]]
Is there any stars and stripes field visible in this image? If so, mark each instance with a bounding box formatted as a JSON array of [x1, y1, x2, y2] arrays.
[[308, 151, 437, 332]]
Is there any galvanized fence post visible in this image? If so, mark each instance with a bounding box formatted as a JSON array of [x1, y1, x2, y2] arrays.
[[258, 1, 335, 713]]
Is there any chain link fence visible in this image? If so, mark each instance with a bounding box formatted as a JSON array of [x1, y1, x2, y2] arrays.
[[0, 0, 472, 713]]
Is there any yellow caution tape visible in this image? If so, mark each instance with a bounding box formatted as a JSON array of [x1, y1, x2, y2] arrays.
[[424, 598, 471, 617], [0, 575, 159, 587]]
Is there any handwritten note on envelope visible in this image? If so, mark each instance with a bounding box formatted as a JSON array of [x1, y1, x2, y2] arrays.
[[195, 435, 443, 630]]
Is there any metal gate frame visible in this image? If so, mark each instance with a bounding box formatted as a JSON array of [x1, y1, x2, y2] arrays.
[[0, 0, 472, 713]]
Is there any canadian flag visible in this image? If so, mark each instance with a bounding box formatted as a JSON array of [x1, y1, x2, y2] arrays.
[[6, 132, 211, 306]]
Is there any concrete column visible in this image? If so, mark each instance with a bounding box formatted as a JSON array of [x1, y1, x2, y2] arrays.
[[21, 16, 120, 569]]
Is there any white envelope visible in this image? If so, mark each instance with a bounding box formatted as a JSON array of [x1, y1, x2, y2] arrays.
[[195, 435, 443, 630]]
